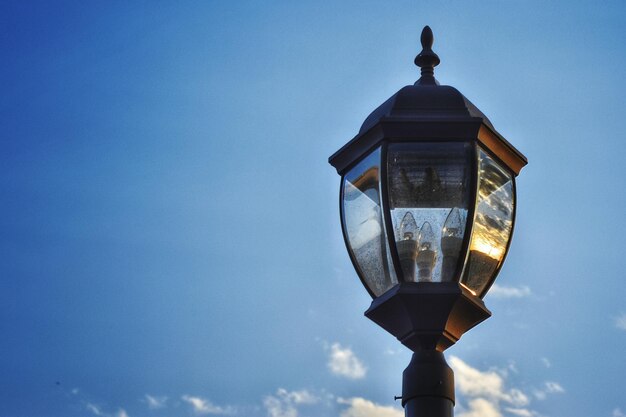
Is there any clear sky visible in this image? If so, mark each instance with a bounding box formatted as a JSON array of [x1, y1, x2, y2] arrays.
[[1, 1, 625, 417]]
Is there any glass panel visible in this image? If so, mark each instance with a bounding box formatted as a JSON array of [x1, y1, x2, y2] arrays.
[[388, 142, 472, 283], [342, 148, 397, 296], [462, 149, 515, 295]]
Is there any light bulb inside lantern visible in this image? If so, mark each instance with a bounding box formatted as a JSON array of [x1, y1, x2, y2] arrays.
[[397, 212, 418, 282], [442, 207, 463, 239], [441, 208, 464, 282], [400, 211, 418, 240], [417, 221, 437, 282]]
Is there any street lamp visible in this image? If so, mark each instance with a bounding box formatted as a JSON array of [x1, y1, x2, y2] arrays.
[[328, 26, 528, 417]]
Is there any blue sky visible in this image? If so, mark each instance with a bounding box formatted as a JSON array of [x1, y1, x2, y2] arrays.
[[1, 1, 625, 417]]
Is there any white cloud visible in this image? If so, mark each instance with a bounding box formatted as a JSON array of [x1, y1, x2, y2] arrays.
[[613, 408, 626, 417], [504, 407, 536, 417], [327, 343, 367, 379], [450, 356, 528, 406], [276, 388, 318, 405], [144, 394, 167, 409], [540, 357, 551, 368], [86, 403, 105, 416], [85, 403, 129, 417], [488, 284, 531, 299], [544, 381, 565, 394], [615, 313, 626, 331], [458, 398, 501, 417], [264, 395, 297, 417], [182, 395, 233, 415], [450, 356, 534, 417], [384, 347, 404, 356], [533, 391, 546, 401], [337, 397, 403, 417], [263, 389, 318, 417], [533, 381, 565, 400]]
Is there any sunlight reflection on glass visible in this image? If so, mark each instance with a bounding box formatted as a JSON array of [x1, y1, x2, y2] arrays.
[[462, 149, 514, 295]]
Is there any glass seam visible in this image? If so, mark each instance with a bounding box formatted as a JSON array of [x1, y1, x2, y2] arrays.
[[459, 142, 480, 288], [381, 141, 404, 286]]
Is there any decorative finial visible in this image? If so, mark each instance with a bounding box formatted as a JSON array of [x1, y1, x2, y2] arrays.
[[414, 26, 440, 85]]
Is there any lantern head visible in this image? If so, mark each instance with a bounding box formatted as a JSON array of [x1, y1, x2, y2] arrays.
[[329, 26, 527, 351]]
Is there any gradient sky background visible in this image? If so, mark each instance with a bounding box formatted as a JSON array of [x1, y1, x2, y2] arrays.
[[1, 1, 625, 417]]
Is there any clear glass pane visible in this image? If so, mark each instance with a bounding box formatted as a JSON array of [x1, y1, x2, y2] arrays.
[[388, 142, 472, 283], [462, 149, 515, 295], [342, 148, 397, 296]]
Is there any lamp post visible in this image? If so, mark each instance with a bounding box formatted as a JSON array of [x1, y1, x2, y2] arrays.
[[328, 26, 528, 417]]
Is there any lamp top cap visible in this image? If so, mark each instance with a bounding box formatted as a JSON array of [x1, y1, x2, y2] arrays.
[[414, 26, 440, 85]]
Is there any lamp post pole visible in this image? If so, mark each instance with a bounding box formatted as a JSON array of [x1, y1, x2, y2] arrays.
[[401, 350, 454, 417]]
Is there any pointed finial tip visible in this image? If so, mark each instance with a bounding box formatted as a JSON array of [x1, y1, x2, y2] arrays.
[[421, 26, 434, 49], [414, 25, 440, 84]]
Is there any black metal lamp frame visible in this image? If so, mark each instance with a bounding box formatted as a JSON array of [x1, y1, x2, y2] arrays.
[[328, 26, 528, 417]]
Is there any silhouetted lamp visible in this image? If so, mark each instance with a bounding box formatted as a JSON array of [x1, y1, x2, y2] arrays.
[[329, 26, 527, 417]]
